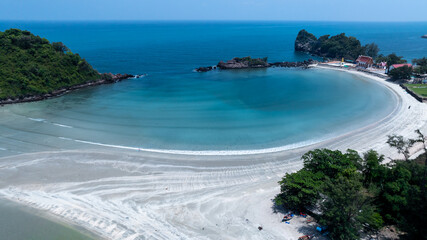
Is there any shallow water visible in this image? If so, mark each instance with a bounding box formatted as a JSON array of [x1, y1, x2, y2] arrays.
[[0, 68, 396, 156], [0, 199, 94, 240]]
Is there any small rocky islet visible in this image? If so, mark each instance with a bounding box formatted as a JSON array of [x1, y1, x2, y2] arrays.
[[195, 56, 315, 72]]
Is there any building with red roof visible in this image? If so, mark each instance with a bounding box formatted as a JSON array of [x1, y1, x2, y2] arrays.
[[390, 63, 412, 70], [356, 55, 374, 68], [386, 63, 413, 74]]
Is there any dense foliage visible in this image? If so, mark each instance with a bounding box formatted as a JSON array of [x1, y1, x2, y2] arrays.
[[233, 56, 268, 66], [0, 29, 100, 100], [413, 57, 427, 75], [275, 143, 426, 239], [389, 66, 413, 80], [294, 30, 379, 60], [375, 53, 407, 66]]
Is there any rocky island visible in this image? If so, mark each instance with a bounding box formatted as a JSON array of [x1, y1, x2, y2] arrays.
[[196, 56, 315, 72], [0, 29, 140, 105], [294, 29, 379, 60]]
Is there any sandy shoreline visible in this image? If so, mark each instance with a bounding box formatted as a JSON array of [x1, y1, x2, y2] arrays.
[[0, 67, 426, 240]]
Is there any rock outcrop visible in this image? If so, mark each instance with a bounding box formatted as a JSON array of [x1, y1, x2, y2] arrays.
[[195, 57, 316, 72], [217, 57, 269, 70], [195, 66, 214, 72], [270, 59, 315, 68], [294, 29, 318, 52]]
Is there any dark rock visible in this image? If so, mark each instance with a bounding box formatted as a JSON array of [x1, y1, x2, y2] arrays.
[[295, 29, 318, 52], [196, 66, 213, 72], [217, 57, 269, 69]]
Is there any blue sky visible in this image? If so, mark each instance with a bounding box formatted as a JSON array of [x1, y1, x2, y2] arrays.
[[1, 0, 426, 22]]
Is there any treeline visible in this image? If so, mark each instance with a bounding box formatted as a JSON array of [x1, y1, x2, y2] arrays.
[[294, 30, 379, 60], [275, 131, 426, 239], [377, 54, 427, 80], [0, 29, 100, 100]]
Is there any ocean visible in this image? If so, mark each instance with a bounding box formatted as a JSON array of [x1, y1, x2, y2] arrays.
[[1, 21, 425, 156]]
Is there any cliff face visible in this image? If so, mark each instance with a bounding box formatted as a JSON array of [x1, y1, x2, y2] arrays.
[[294, 29, 318, 52]]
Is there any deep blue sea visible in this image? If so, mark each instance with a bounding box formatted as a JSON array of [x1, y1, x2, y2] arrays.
[[0, 21, 425, 155]]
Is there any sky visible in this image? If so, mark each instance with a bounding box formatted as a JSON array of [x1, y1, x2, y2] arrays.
[[1, 0, 426, 22]]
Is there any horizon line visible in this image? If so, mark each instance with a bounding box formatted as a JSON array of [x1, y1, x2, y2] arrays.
[[1, 19, 427, 23]]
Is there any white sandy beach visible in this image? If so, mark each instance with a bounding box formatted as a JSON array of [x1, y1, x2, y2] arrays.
[[0, 67, 426, 240]]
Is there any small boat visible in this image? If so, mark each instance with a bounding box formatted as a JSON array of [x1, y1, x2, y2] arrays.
[[298, 235, 314, 240], [282, 214, 294, 222], [422, 35, 427, 39]]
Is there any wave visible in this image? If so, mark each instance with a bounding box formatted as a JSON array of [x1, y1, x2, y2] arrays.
[[57, 136, 329, 156], [27, 117, 73, 128], [52, 123, 73, 128], [28, 118, 45, 122]]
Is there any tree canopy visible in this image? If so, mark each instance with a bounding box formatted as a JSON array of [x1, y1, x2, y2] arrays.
[[413, 57, 427, 75], [389, 66, 412, 81], [275, 144, 426, 239], [294, 30, 379, 60], [0, 29, 100, 100], [375, 53, 407, 66]]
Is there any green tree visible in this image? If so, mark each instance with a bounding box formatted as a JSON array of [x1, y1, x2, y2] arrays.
[[294, 30, 377, 60], [319, 174, 373, 240], [386, 53, 407, 66], [361, 150, 386, 187], [302, 149, 360, 179], [363, 43, 380, 58], [388, 66, 412, 81], [52, 42, 68, 53], [387, 134, 414, 160], [412, 57, 427, 75], [379, 164, 411, 223], [275, 170, 322, 210]]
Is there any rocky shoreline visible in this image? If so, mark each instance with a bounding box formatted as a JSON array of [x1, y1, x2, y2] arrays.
[[0, 73, 142, 106], [195, 57, 315, 72]]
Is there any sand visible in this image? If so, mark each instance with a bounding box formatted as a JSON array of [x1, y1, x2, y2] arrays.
[[0, 67, 426, 240]]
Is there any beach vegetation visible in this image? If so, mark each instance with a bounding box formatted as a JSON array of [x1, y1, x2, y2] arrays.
[[233, 56, 268, 66], [375, 53, 406, 66], [0, 29, 100, 100], [386, 135, 413, 160], [275, 132, 427, 239], [363, 43, 380, 59], [412, 57, 427, 75], [389, 66, 412, 81]]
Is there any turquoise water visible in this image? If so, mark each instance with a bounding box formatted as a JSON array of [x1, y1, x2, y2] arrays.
[[0, 21, 424, 155], [0, 67, 395, 154]]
